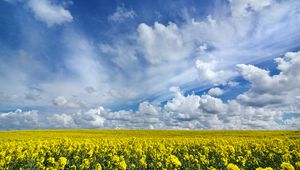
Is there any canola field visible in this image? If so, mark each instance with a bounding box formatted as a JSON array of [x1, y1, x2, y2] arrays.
[[0, 130, 299, 170]]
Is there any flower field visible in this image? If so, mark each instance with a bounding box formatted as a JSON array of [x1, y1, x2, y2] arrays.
[[0, 130, 299, 170]]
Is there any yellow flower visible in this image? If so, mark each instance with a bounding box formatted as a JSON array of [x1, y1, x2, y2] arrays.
[[227, 163, 240, 170], [139, 155, 147, 168], [58, 157, 67, 169], [48, 157, 56, 165], [281, 162, 295, 170], [256, 167, 273, 170], [295, 162, 300, 169], [70, 165, 77, 170], [95, 163, 102, 170], [167, 155, 182, 168]]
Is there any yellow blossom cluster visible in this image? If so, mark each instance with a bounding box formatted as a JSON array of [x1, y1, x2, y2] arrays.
[[0, 130, 299, 169]]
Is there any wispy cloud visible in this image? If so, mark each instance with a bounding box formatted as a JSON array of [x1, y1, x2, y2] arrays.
[[27, 0, 73, 26], [1, 51, 299, 130], [108, 6, 136, 23]]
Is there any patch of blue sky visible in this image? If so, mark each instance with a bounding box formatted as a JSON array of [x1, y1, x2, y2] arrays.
[[0, 1, 23, 50]]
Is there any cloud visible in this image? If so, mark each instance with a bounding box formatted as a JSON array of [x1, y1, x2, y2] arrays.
[[4, 0, 300, 107], [102, 101, 162, 129], [199, 95, 226, 114], [52, 95, 87, 109], [108, 6, 136, 22], [227, 81, 239, 87], [208, 87, 224, 96], [53, 96, 68, 106], [164, 87, 201, 121], [229, 0, 273, 17], [283, 117, 300, 129], [236, 51, 300, 108], [47, 113, 76, 128], [27, 0, 73, 26], [137, 22, 193, 65], [85, 86, 97, 94], [195, 59, 237, 84], [107, 0, 300, 94], [47, 107, 105, 128], [25, 89, 42, 101], [0, 109, 41, 130], [73, 107, 105, 128]]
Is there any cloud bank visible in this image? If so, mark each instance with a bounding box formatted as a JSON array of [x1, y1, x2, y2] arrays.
[[1, 51, 299, 130]]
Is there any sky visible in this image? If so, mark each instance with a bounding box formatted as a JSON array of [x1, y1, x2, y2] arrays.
[[0, 0, 300, 130]]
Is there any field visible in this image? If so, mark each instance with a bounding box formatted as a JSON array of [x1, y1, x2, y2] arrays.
[[0, 130, 299, 170]]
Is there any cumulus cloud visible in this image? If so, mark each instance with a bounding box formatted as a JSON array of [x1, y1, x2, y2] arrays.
[[236, 51, 300, 108], [47, 113, 76, 128], [2, 52, 300, 130], [99, 52, 299, 130], [195, 59, 237, 84], [117, 0, 300, 91], [53, 96, 68, 106], [108, 6, 136, 22], [102, 101, 162, 129], [52, 95, 87, 109], [137, 22, 193, 65], [199, 95, 226, 114], [0, 109, 41, 130], [73, 107, 105, 128], [208, 87, 224, 96], [27, 0, 73, 26], [164, 87, 201, 121], [47, 107, 105, 128]]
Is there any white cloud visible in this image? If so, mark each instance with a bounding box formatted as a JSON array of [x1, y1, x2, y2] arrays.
[[25, 89, 42, 101], [108, 6, 136, 22], [236, 51, 300, 108], [229, 0, 273, 17], [164, 87, 201, 120], [283, 117, 300, 130], [53, 96, 67, 106], [48, 113, 76, 128], [73, 107, 105, 128], [208, 87, 224, 96], [199, 95, 226, 114], [47, 107, 105, 128], [0, 109, 41, 129], [27, 0, 73, 26], [102, 101, 162, 129], [227, 81, 239, 87], [138, 101, 160, 117], [137, 22, 193, 64], [52, 95, 87, 109], [99, 42, 139, 70], [195, 59, 237, 84], [132, 0, 300, 89]]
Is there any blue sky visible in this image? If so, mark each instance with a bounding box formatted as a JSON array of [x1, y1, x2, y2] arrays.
[[0, 0, 300, 129]]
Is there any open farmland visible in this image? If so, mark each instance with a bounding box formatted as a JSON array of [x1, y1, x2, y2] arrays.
[[0, 130, 299, 169]]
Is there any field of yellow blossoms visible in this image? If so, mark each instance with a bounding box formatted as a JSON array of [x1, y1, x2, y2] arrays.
[[0, 130, 299, 170]]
